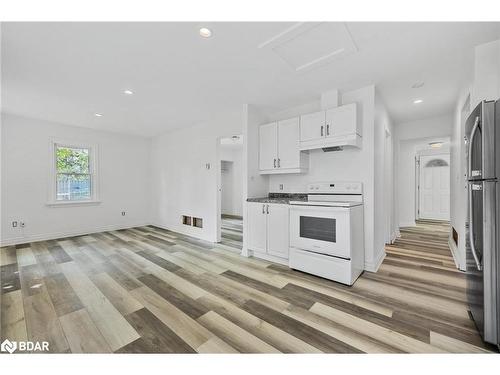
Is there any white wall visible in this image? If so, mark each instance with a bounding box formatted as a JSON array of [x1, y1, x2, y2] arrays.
[[471, 39, 500, 108], [220, 145, 243, 217], [0, 113, 151, 245], [151, 109, 243, 243], [265, 86, 384, 271], [394, 114, 453, 228], [374, 90, 396, 250], [242, 104, 270, 256]]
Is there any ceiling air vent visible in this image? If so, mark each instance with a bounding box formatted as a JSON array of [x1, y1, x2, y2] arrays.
[[259, 22, 358, 73]]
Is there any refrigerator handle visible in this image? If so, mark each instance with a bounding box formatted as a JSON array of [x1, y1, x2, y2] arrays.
[[467, 116, 480, 180], [468, 181, 483, 271]]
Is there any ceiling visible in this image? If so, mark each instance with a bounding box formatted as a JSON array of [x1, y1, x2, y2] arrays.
[[2, 22, 500, 136]]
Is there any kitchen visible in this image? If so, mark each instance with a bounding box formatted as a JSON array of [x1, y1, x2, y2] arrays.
[[1, 18, 500, 371]]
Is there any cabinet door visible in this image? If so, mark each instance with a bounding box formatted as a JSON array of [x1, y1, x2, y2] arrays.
[[299, 111, 325, 142], [247, 202, 267, 253], [267, 204, 289, 259], [325, 103, 357, 137], [259, 122, 278, 170], [277, 117, 300, 169]]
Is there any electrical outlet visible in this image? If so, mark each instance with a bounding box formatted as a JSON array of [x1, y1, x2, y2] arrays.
[[279, 184, 284, 191], [12, 221, 18, 228], [121, 211, 126, 216]]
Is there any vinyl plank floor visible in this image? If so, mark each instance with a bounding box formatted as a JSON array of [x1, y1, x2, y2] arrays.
[[59, 309, 112, 353], [0, 290, 28, 342], [124, 308, 195, 353], [23, 287, 70, 353], [1, 220, 495, 353]]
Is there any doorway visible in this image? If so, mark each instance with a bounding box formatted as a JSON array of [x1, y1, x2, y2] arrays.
[[217, 135, 243, 251], [417, 153, 450, 221]]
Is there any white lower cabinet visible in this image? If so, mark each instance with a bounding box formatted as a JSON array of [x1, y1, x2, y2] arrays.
[[247, 202, 289, 260], [247, 202, 267, 253]]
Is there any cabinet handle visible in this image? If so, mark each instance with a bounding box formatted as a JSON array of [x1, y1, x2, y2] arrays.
[[262, 204, 265, 214], [266, 204, 269, 214], [320, 125, 324, 136], [273, 158, 276, 168], [277, 158, 280, 168], [326, 124, 330, 136]]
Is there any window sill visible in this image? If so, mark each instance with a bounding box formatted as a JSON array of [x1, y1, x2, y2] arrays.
[[46, 200, 101, 207]]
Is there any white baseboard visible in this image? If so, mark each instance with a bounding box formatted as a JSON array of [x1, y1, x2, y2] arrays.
[[150, 222, 217, 243], [0, 222, 149, 247], [247, 249, 289, 266], [390, 231, 398, 244], [364, 248, 386, 273], [399, 221, 416, 228], [448, 233, 465, 271]]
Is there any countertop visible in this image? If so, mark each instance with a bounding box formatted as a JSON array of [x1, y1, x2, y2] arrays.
[[246, 193, 307, 205]]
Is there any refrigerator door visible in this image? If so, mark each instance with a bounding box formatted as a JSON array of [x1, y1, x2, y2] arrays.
[[465, 101, 495, 181], [466, 180, 484, 337], [482, 179, 498, 344]]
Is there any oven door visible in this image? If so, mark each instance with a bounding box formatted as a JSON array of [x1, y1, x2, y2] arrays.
[[290, 205, 350, 259]]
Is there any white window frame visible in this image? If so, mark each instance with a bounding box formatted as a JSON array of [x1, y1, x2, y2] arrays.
[[47, 138, 100, 207]]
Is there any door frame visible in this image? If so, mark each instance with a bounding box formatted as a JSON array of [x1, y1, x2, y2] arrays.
[[215, 134, 244, 243], [415, 155, 420, 221]]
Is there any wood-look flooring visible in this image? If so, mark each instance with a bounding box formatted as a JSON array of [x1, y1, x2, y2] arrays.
[[220, 215, 243, 251], [1, 220, 496, 353]]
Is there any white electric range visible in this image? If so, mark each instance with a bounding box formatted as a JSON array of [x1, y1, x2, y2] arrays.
[[289, 182, 365, 285]]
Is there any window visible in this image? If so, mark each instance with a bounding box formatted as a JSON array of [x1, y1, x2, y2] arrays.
[[49, 141, 99, 205], [425, 158, 449, 168]]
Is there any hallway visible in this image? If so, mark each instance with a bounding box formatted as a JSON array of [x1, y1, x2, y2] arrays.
[[220, 215, 243, 252], [374, 219, 495, 350]]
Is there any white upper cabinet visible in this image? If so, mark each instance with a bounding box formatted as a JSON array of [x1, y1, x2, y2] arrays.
[[299, 111, 325, 142], [277, 118, 300, 169], [259, 117, 308, 174], [299, 103, 361, 151], [259, 122, 278, 171], [325, 103, 360, 137]]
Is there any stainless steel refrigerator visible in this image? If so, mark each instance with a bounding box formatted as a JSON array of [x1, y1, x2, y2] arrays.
[[465, 99, 499, 347]]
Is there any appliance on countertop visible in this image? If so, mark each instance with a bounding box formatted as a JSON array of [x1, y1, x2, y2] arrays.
[[465, 100, 499, 348], [289, 182, 364, 285]]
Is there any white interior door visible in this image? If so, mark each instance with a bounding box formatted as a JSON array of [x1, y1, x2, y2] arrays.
[[419, 154, 450, 220]]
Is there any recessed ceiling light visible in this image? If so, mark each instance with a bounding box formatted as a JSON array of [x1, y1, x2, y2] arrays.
[[123, 90, 134, 95], [411, 82, 425, 89], [199, 27, 212, 38], [94, 113, 103, 117], [429, 142, 443, 148], [413, 99, 423, 104]]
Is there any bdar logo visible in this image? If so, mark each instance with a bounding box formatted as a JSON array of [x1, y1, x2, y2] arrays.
[[1, 339, 17, 354]]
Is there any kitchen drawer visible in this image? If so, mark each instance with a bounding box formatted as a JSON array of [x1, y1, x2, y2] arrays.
[[289, 247, 354, 285]]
